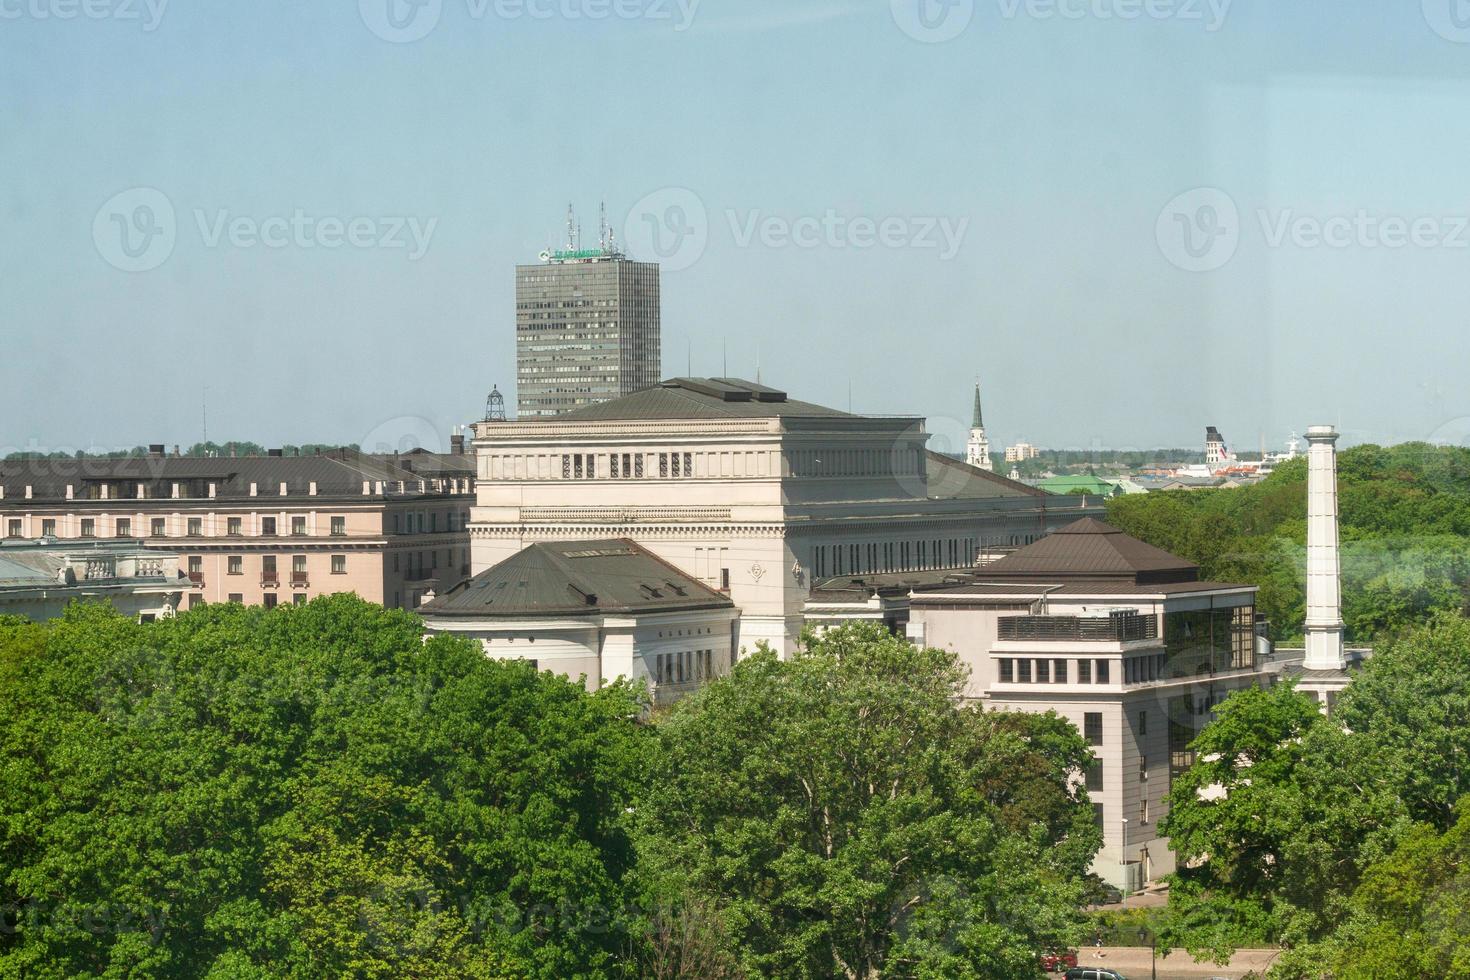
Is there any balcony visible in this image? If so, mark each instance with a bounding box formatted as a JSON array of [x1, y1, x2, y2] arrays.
[[997, 613, 1158, 642], [261, 572, 280, 587], [290, 571, 309, 587], [187, 571, 204, 585]]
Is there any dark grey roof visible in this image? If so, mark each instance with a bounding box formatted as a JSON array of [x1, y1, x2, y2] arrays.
[[555, 378, 857, 421], [0, 449, 471, 502], [925, 451, 1046, 499], [422, 539, 736, 618], [968, 517, 1201, 585]]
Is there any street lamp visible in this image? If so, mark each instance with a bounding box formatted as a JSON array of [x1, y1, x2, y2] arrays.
[[1120, 817, 1130, 906]]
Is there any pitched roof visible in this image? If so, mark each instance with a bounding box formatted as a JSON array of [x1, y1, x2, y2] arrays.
[[421, 539, 736, 618], [555, 378, 856, 421], [924, 452, 1046, 499], [970, 517, 1200, 584]]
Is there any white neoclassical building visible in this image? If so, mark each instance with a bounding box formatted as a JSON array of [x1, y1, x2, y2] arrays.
[[469, 378, 1100, 655]]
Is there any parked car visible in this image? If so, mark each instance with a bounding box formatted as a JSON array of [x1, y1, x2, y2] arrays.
[[1064, 969, 1129, 980], [1040, 949, 1079, 971]]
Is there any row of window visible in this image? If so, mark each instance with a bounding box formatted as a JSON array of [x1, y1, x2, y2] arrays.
[[8, 515, 352, 539], [998, 657, 1114, 686], [813, 537, 985, 578], [187, 554, 346, 578], [652, 649, 724, 686]]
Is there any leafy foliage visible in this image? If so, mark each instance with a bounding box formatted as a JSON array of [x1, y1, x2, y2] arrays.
[[636, 624, 1101, 979], [1107, 443, 1470, 642], [1157, 613, 1470, 972], [0, 596, 650, 978]]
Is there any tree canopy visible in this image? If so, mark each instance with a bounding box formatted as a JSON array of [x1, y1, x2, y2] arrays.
[[1157, 613, 1470, 973], [636, 625, 1101, 979], [0, 597, 651, 978]]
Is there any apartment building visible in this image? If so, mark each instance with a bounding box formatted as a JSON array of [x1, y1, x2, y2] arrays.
[[0, 446, 474, 611], [907, 518, 1273, 891]]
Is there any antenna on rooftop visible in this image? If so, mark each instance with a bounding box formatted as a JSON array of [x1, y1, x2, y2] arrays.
[[565, 203, 575, 251], [598, 200, 608, 250], [484, 385, 506, 422]]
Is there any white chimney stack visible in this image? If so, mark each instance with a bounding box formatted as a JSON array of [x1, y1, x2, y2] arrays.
[[1304, 425, 1345, 671]]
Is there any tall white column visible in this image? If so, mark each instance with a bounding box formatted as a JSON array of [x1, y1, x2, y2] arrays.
[[1303, 425, 1345, 671]]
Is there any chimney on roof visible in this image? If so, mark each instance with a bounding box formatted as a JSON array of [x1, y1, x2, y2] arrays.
[[148, 444, 165, 458], [268, 448, 283, 458], [450, 434, 466, 456]]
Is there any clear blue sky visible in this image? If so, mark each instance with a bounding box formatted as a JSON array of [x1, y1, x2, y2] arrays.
[[4, 0, 1468, 457]]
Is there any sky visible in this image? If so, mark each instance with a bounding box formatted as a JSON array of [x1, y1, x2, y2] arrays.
[[4, 0, 1470, 459]]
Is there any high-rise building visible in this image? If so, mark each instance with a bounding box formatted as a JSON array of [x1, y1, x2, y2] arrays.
[[515, 206, 661, 418]]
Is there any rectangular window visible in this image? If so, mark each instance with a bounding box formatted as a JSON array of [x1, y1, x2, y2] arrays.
[[115, 518, 131, 537], [41, 519, 55, 536], [1018, 659, 1032, 683], [1036, 659, 1050, 683], [1085, 757, 1103, 792], [150, 518, 166, 537], [1084, 712, 1103, 747], [227, 593, 243, 604], [262, 516, 277, 536], [228, 556, 243, 575], [610, 454, 620, 478], [1140, 799, 1149, 824], [227, 517, 242, 536], [331, 554, 346, 574], [187, 517, 202, 536], [80, 518, 95, 538], [562, 455, 571, 479], [291, 516, 307, 536], [5, 519, 19, 537], [634, 454, 644, 478], [1096, 659, 1110, 684], [263, 593, 278, 609], [1053, 659, 1068, 683], [671, 453, 681, 478], [331, 516, 346, 536], [999, 659, 1014, 683], [659, 453, 668, 478], [187, 555, 202, 574], [293, 593, 307, 605], [1138, 710, 1148, 736], [293, 554, 307, 573], [683, 452, 692, 476], [720, 568, 730, 592], [1093, 802, 1104, 832]]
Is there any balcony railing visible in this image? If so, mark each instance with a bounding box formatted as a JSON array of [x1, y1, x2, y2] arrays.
[[290, 571, 309, 587], [187, 571, 204, 584], [997, 614, 1158, 642], [261, 572, 280, 587]]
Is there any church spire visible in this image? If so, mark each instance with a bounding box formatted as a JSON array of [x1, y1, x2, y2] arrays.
[[966, 380, 993, 472]]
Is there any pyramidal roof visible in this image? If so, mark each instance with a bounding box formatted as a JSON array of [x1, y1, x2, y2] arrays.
[[421, 539, 736, 618], [973, 517, 1200, 584]]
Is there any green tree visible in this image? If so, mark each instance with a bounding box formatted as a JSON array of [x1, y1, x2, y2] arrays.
[[637, 624, 1100, 979], [0, 597, 650, 978]]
